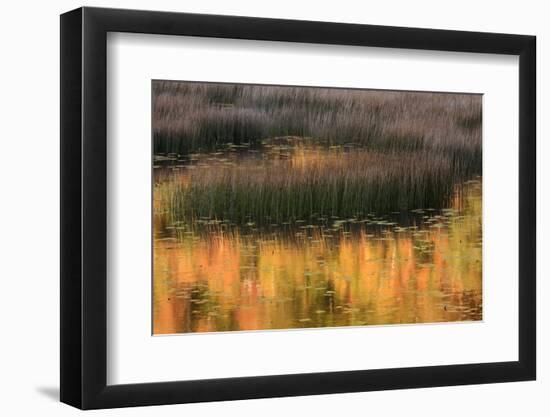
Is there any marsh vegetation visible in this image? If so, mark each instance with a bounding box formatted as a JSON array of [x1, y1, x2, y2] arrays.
[[152, 81, 482, 334]]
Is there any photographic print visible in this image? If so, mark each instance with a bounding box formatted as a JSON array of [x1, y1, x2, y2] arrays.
[[152, 81, 482, 335]]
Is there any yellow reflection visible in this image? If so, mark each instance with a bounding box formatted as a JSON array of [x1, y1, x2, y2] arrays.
[[153, 181, 482, 334]]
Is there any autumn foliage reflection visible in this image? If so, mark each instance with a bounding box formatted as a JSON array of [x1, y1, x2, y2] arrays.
[[153, 182, 482, 334]]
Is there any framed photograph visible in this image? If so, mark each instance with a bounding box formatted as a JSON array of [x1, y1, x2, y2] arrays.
[[60, 6, 536, 409]]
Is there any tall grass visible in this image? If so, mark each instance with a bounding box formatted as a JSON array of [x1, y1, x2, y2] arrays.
[[153, 81, 482, 225], [158, 148, 462, 224], [153, 81, 481, 168]]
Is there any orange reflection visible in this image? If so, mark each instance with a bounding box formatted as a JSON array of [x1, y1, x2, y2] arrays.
[[153, 181, 482, 334]]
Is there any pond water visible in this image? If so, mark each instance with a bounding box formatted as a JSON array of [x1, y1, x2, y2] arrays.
[[153, 146, 482, 334]]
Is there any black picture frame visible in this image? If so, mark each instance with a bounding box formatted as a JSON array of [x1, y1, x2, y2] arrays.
[[60, 6, 536, 410]]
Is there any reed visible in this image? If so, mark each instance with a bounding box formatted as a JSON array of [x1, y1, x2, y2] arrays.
[[153, 81, 481, 166], [158, 148, 464, 225], [153, 81, 482, 225]]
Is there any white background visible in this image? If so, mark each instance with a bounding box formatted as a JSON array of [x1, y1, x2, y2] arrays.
[[0, 0, 546, 415], [108, 34, 519, 384]]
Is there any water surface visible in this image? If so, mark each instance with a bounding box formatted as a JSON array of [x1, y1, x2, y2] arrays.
[[153, 148, 482, 334]]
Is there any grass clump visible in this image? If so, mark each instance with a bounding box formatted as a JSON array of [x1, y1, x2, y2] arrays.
[[158, 148, 462, 225], [153, 81, 482, 226]]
